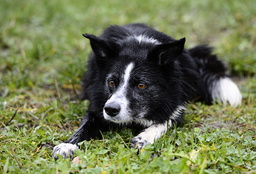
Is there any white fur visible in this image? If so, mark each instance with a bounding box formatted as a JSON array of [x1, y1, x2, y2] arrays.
[[134, 35, 161, 44], [211, 77, 242, 107], [52, 143, 78, 159], [140, 123, 168, 143], [134, 118, 154, 127], [103, 63, 134, 123], [131, 123, 168, 148], [132, 105, 186, 148], [170, 105, 186, 120]]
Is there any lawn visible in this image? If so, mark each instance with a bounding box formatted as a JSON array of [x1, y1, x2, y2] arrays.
[[0, 0, 256, 173]]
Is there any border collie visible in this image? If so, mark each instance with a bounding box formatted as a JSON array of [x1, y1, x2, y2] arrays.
[[52, 23, 242, 159]]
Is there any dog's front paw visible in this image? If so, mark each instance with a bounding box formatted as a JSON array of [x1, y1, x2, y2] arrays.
[[52, 143, 79, 159], [131, 136, 150, 149]]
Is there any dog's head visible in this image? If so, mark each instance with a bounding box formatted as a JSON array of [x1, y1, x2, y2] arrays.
[[83, 34, 186, 125]]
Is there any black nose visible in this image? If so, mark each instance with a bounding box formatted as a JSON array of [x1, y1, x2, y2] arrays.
[[104, 102, 121, 117]]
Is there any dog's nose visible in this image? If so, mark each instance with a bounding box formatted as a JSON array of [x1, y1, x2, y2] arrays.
[[104, 102, 121, 117]]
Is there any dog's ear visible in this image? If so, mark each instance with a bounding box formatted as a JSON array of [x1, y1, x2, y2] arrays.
[[83, 34, 117, 58], [150, 38, 185, 65]]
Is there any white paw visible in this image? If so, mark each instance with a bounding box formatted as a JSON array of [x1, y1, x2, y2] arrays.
[[212, 77, 242, 107], [130, 123, 168, 149], [131, 135, 150, 149], [52, 143, 79, 159]]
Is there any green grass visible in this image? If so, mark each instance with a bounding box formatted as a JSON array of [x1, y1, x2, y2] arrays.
[[1, 0, 256, 173]]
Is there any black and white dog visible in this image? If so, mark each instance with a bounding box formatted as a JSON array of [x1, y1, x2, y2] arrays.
[[52, 23, 242, 159]]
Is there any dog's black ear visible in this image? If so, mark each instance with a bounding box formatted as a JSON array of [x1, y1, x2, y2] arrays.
[[150, 38, 186, 65], [83, 34, 116, 58]]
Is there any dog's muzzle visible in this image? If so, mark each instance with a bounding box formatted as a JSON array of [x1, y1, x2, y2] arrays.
[[104, 102, 121, 117]]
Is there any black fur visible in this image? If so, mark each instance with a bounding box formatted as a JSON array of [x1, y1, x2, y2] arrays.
[[52, 23, 240, 158], [188, 45, 227, 104]]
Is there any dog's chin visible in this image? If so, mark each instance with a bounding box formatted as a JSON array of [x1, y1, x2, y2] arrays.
[[103, 113, 132, 124]]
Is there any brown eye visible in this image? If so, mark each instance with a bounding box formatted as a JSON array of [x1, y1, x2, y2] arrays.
[[138, 83, 146, 89], [109, 80, 115, 87]]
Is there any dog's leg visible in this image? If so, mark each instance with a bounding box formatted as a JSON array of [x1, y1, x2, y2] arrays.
[[131, 121, 170, 149], [52, 112, 108, 159], [52, 119, 87, 159]]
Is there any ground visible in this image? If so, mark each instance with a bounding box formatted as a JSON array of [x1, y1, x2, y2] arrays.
[[0, 0, 256, 173]]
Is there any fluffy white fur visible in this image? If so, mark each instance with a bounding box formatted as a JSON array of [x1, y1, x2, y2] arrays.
[[211, 77, 242, 107]]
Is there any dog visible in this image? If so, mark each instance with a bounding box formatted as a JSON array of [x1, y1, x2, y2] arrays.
[[52, 23, 242, 159]]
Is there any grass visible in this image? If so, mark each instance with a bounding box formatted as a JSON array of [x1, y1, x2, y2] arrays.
[[0, 0, 256, 173]]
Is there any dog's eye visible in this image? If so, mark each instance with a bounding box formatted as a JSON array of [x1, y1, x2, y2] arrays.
[[137, 83, 146, 89], [108, 80, 116, 87]]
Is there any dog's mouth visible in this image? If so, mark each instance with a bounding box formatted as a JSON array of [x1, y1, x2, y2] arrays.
[[103, 110, 132, 124]]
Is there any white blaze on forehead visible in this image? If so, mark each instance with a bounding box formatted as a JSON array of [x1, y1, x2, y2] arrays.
[[103, 62, 134, 123], [123, 62, 134, 87]]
